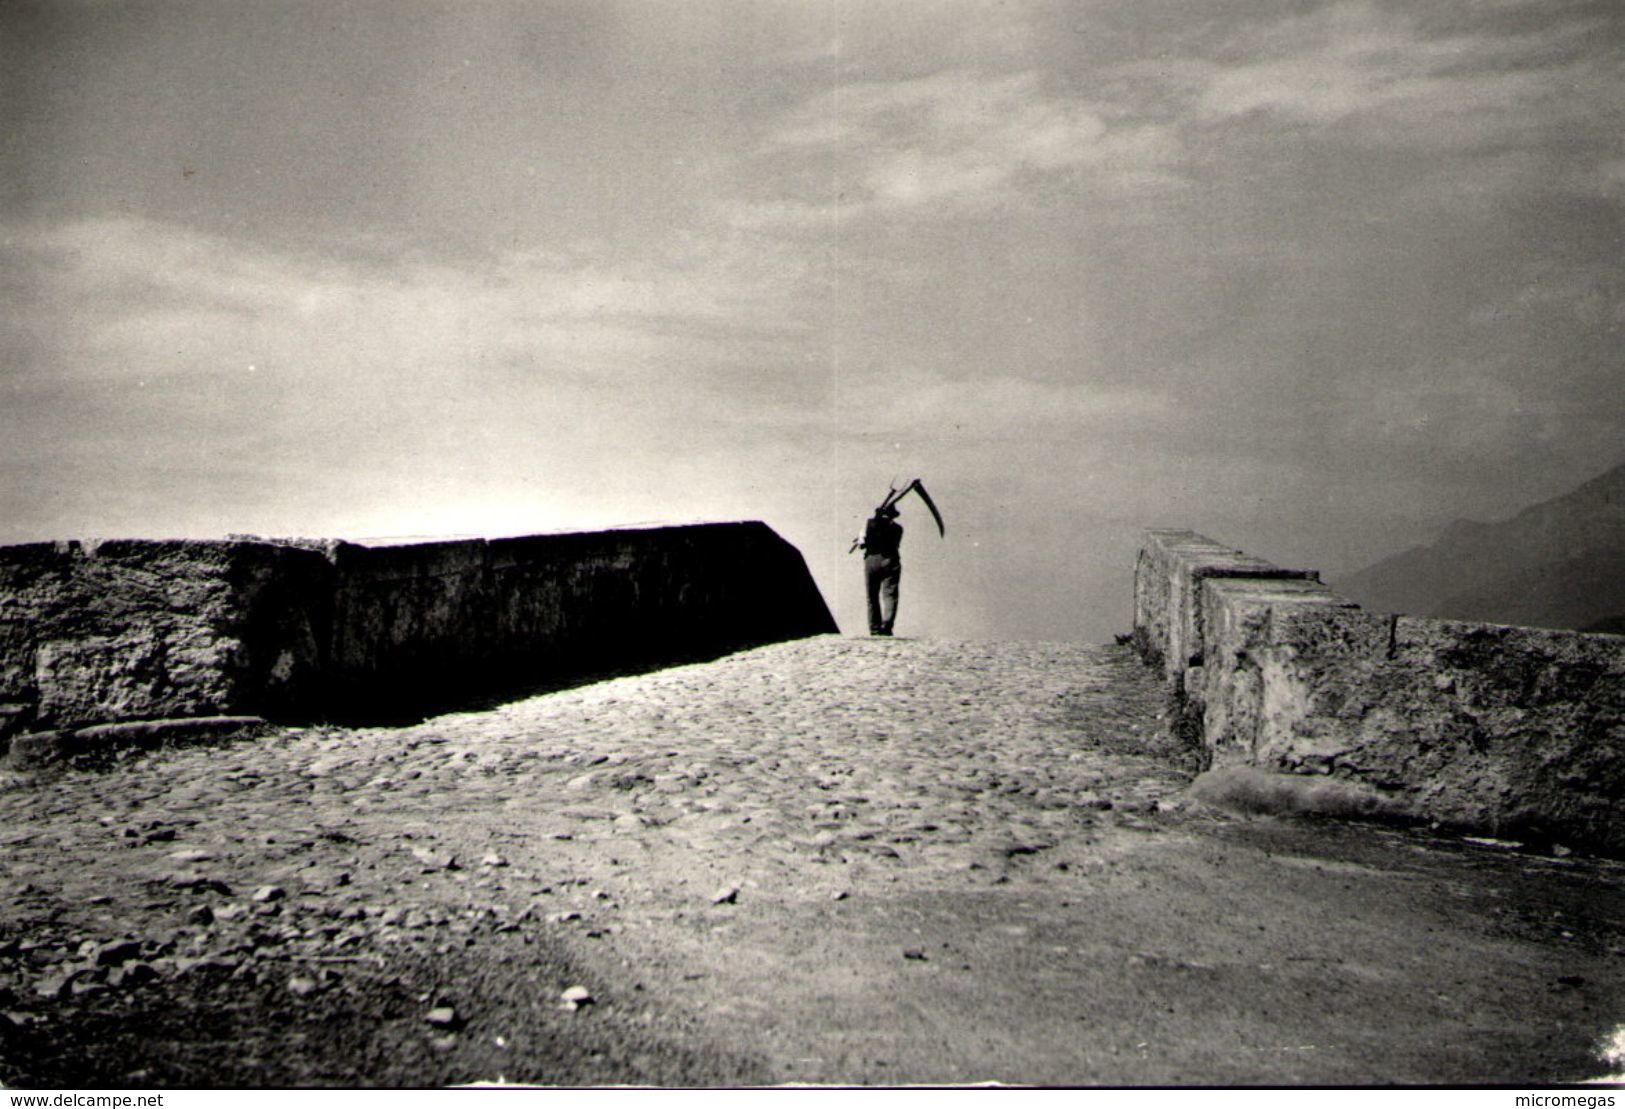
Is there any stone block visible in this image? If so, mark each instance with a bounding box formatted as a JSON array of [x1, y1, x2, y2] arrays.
[[35, 627, 242, 727], [1198, 579, 1360, 763], [6, 730, 67, 769], [3, 715, 269, 769], [1244, 607, 1624, 852], [0, 538, 334, 731], [1132, 529, 1205, 666], [1131, 530, 1319, 685], [1153, 529, 1625, 854], [1, 523, 834, 733]]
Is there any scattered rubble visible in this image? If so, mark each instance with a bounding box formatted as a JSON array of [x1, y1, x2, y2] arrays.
[[411, 847, 459, 871]]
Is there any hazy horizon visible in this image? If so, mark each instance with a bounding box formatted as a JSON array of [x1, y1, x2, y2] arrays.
[[5, 0, 1622, 642]]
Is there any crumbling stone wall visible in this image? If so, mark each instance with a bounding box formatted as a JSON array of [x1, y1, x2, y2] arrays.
[[0, 540, 332, 738], [322, 523, 837, 717], [0, 522, 836, 750], [1132, 529, 1320, 686], [1134, 530, 1625, 855], [1131, 530, 1325, 754]]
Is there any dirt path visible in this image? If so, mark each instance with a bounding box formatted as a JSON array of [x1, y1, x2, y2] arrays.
[[3, 636, 1622, 1086]]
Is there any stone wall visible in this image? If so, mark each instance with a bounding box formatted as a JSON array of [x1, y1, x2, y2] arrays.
[[0, 539, 334, 737], [0, 522, 836, 750], [1132, 530, 1321, 683], [1134, 530, 1625, 855], [322, 524, 837, 717]]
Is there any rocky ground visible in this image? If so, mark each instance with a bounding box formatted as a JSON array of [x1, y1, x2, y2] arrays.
[[2, 635, 1622, 1087]]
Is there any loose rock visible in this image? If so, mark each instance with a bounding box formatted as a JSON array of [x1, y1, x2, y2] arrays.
[[107, 963, 158, 989], [95, 940, 144, 967], [34, 972, 74, 1000], [411, 846, 459, 870], [167, 848, 216, 863]]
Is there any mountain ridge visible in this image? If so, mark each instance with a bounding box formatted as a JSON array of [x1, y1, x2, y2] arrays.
[[1333, 460, 1625, 633]]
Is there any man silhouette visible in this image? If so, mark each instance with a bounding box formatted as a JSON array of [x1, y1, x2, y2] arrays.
[[858, 504, 904, 636]]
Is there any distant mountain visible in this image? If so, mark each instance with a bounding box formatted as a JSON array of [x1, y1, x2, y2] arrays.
[[1333, 460, 1625, 634]]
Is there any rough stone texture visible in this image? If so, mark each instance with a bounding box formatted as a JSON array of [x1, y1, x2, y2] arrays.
[[1197, 578, 1360, 762], [0, 540, 332, 740], [1131, 530, 1318, 685], [1143, 530, 1625, 855], [0, 523, 835, 749], [7, 717, 271, 770], [1247, 610, 1625, 851], [325, 522, 836, 718], [1131, 529, 1204, 671]]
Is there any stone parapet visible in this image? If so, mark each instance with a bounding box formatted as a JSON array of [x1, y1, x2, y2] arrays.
[[1, 522, 836, 755], [1196, 577, 1361, 762], [1131, 529, 1320, 683], [320, 523, 837, 717], [1135, 530, 1625, 855], [0, 539, 334, 736]]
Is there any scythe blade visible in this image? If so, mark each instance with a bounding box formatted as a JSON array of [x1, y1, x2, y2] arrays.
[[899, 478, 946, 537]]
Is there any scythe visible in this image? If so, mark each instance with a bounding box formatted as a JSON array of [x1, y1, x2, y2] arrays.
[[881, 478, 946, 538], [849, 479, 946, 553]]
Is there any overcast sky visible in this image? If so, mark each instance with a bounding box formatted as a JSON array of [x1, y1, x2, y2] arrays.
[[3, 0, 1622, 642]]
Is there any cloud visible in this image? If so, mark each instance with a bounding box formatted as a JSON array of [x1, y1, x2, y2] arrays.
[[2, 215, 817, 392], [1189, 0, 1616, 147], [1583, 156, 1625, 200], [0, 211, 845, 540], [742, 68, 1182, 226], [832, 364, 1171, 445], [0, 210, 871, 552], [1470, 260, 1625, 331], [735, 0, 1622, 233]]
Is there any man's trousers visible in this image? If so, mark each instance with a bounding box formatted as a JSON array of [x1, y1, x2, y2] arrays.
[[864, 554, 901, 635]]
